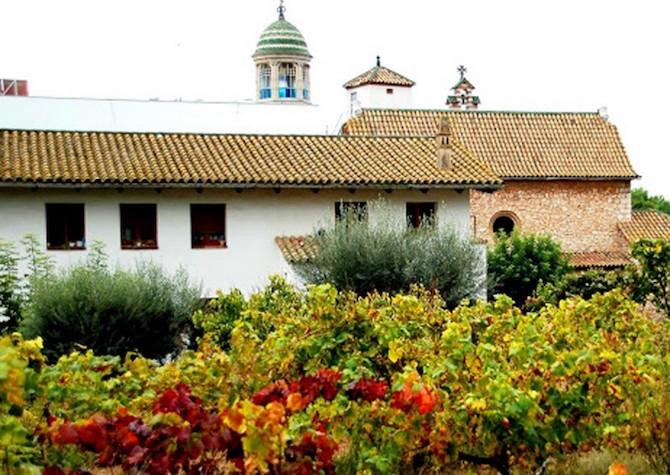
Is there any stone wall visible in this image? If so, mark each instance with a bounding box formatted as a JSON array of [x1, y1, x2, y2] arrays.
[[471, 180, 631, 253]]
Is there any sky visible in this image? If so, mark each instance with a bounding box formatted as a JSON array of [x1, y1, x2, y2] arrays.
[[3, 0, 669, 198]]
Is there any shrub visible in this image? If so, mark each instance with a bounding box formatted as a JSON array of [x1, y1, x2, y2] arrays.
[[630, 238, 670, 317], [194, 275, 302, 349], [298, 204, 485, 307], [527, 268, 633, 312], [0, 235, 53, 334], [0, 241, 21, 333], [488, 231, 569, 306], [20, 254, 201, 361]]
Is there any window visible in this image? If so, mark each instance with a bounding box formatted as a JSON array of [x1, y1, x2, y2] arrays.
[[335, 201, 368, 222], [491, 213, 517, 235], [120, 204, 157, 249], [278, 63, 297, 98], [259, 64, 272, 100], [406, 202, 436, 229], [191, 204, 226, 249], [46, 204, 85, 250], [386, 88, 394, 95], [302, 65, 310, 100]]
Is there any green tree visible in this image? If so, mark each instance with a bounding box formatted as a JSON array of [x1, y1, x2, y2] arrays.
[[631, 238, 670, 316], [632, 188, 670, 215], [298, 204, 485, 308], [488, 232, 569, 306]]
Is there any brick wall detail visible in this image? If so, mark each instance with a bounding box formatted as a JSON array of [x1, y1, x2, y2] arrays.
[[471, 180, 631, 253]]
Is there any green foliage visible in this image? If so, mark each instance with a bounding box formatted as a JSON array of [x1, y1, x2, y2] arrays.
[[488, 231, 569, 306], [20, 258, 202, 361], [193, 288, 246, 350], [528, 269, 635, 312], [0, 240, 22, 333], [0, 334, 44, 474], [631, 238, 670, 317], [0, 235, 53, 333], [632, 188, 670, 215], [1, 280, 668, 474], [299, 204, 485, 307]]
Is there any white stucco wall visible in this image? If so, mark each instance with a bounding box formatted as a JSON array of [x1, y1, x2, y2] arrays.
[[0, 187, 471, 297], [347, 84, 413, 113]]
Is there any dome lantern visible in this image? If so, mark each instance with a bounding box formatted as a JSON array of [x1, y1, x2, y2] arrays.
[[253, 1, 312, 104]]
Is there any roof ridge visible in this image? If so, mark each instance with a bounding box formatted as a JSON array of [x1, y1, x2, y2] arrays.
[[0, 128, 438, 140], [360, 107, 602, 116]]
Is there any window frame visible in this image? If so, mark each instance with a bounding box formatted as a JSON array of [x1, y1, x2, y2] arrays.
[[259, 64, 272, 100], [120, 203, 158, 250], [45, 203, 86, 251], [190, 204, 227, 249], [406, 202, 437, 229], [335, 201, 368, 223], [490, 211, 520, 236], [278, 63, 297, 98]]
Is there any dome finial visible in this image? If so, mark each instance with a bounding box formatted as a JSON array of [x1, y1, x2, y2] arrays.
[[277, 0, 286, 20], [376, 55, 381, 67]]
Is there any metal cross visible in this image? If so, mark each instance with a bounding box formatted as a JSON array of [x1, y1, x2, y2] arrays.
[[458, 65, 467, 80], [278, 0, 286, 19]]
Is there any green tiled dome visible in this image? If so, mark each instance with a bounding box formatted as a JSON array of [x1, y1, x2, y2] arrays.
[[254, 19, 311, 59]]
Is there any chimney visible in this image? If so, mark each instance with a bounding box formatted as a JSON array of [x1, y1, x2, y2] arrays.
[[436, 117, 454, 170]]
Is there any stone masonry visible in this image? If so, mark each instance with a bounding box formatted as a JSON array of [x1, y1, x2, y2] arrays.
[[471, 180, 632, 253]]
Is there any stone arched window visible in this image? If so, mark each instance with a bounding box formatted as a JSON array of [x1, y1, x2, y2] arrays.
[[259, 64, 272, 100], [490, 211, 520, 235], [278, 63, 297, 98]]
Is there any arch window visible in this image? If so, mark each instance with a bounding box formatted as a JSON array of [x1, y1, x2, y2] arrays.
[[259, 64, 272, 100], [279, 63, 297, 98], [490, 212, 519, 235]]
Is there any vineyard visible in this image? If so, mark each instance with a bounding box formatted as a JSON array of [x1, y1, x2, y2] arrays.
[[2, 278, 670, 474]]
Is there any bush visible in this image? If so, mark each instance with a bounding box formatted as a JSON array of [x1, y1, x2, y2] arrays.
[[0, 235, 53, 334], [20, 252, 201, 361], [0, 241, 22, 333], [630, 238, 670, 317], [527, 268, 633, 312], [488, 231, 569, 306], [298, 204, 485, 308]]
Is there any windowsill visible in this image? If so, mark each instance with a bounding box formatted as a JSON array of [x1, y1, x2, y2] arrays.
[[47, 247, 87, 251], [191, 245, 228, 250], [121, 243, 158, 250]]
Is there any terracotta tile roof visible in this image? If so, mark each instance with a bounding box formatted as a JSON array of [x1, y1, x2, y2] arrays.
[[619, 210, 670, 243], [568, 251, 631, 269], [0, 129, 501, 188], [342, 109, 638, 180], [275, 236, 317, 263], [344, 66, 415, 89]]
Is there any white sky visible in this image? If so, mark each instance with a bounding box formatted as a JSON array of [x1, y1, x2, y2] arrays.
[[3, 0, 669, 198]]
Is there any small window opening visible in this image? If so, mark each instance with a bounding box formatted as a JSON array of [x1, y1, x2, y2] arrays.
[[386, 88, 394, 95], [335, 201, 368, 222], [259, 64, 272, 100], [46, 203, 85, 250], [406, 202, 436, 229], [191, 204, 226, 249], [492, 215, 516, 235], [120, 204, 157, 249]]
